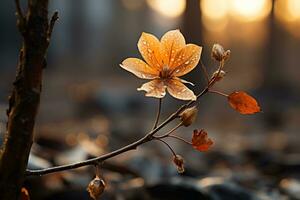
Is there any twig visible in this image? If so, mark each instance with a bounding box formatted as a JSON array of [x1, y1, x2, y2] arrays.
[[15, 0, 24, 19], [47, 11, 59, 42], [26, 85, 210, 176], [15, 0, 26, 33], [208, 90, 228, 97], [168, 135, 192, 145], [208, 60, 224, 87], [155, 138, 176, 156], [152, 98, 162, 130], [155, 122, 183, 139], [200, 60, 209, 85]]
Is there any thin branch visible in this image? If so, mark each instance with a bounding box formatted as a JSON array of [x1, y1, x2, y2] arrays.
[[26, 85, 210, 176], [155, 138, 176, 156], [155, 122, 183, 139], [200, 60, 210, 85], [168, 135, 192, 145], [15, 0, 26, 34], [15, 0, 24, 19], [47, 11, 59, 42], [208, 90, 228, 97], [208, 60, 224, 87], [152, 98, 162, 130]]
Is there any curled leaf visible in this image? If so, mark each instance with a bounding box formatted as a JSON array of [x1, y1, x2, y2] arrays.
[[173, 155, 185, 173], [192, 129, 213, 152], [228, 91, 261, 114], [87, 176, 106, 200]]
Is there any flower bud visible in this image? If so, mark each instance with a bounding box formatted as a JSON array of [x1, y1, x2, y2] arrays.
[[173, 155, 185, 173], [211, 70, 226, 82], [211, 44, 230, 62], [179, 106, 198, 127], [87, 176, 106, 200]]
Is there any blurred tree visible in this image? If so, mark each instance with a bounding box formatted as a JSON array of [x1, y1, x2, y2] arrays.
[[0, 0, 57, 199]]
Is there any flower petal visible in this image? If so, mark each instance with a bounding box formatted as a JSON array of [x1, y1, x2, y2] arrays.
[[120, 58, 159, 79], [138, 32, 164, 70], [170, 44, 202, 77], [160, 30, 186, 66], [137, 79, 166, 98], [166, 78, 196, 101]]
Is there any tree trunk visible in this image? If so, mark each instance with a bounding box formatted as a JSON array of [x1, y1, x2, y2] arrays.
[[0, 0, 53, 199]]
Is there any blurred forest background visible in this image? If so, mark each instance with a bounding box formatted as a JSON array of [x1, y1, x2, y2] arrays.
[[0, 0, 300, 199]]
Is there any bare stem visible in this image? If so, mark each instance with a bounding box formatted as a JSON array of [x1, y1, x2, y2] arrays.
[[155, 139, 176, 156], [152, 98, 162, 130], [209, 60, 224, 87], [155, 122, 183, 139], [15, 0, 24, 19], [168, 135, 192, 145], [208, 90, 228, 97], [48, 11, 59, 41], [200, 60, 210, 85], [26, 81, 210, 176]]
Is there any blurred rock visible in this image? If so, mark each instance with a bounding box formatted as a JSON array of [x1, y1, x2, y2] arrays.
[[27, 153, 52, 170], [280, 178, 300, 199]]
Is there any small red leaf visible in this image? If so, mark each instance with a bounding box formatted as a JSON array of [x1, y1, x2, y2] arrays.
[[192, 129, 213, 152], [228, 91, 261, 114]]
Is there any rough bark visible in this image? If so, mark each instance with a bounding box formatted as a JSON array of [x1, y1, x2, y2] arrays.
[[0, 0, 55, 199]]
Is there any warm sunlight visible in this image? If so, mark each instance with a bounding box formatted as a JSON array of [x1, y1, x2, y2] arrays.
[[275, 0, 300, 22], [230, 0, 272, 22], [275, 0, 300, 38], [146, 0, 186, 18], [200, 0, 229, 31], [201, 0, 229, 20]]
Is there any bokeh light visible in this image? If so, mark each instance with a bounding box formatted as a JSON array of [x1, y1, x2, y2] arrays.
[[200, 0, 230, 31], [146, 0, 186, 18], [275, 0, 300, 38], [230, 0, 272, 22], [121, 0, 144, 11], [201, 0, 229, 20], [275, 0, 300, 22]]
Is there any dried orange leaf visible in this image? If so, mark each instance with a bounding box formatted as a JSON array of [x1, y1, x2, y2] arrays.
[[228, 91, 261, 114], [21, 187, 30, 200], [192, 129, 213, 152]]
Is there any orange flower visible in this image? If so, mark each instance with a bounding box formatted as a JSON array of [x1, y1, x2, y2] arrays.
[[120, 30, 202, 101]]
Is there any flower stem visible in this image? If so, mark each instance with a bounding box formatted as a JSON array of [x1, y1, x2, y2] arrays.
[[168, 135, 192, 145], [152, 98, 162, 130], [155, 138, 176, 156], [155, 122, 183, 139], [200, 60, 210, 85], [208, 90, 228, 97]]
